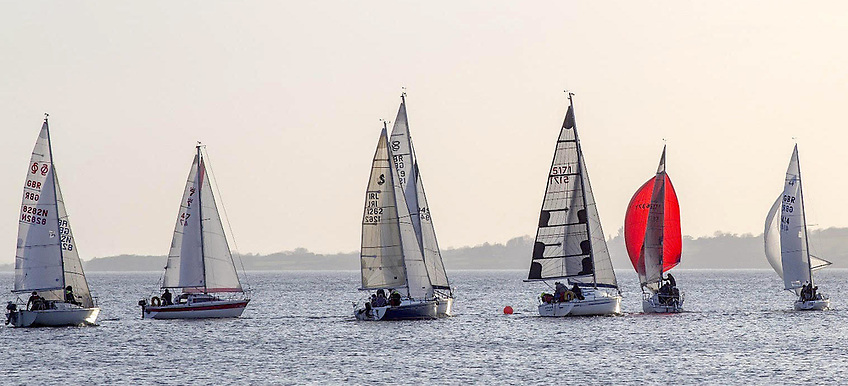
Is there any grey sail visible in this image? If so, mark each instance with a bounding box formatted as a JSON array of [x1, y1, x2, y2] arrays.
[[527, 104, 618, 289], [360, 128, 410, 291], [389, 97, 450, 290]]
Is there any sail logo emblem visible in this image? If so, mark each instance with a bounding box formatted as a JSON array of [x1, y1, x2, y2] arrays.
[[378, 174, 385, 185], [391, 141, 401, 152]]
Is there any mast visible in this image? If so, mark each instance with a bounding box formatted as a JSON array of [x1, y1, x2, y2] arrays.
[[568, 92, 596, 288], [795, 144, 815, 287], [197, 143, 207, 293], [44, 113, 66, 290], [656, 146, 667, 288]]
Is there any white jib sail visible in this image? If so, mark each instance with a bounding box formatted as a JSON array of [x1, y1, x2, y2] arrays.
[[640, 147, 667, 290], [54, 168, 94, 307], [389, 98, 449, 290], [163, 150, 242, 292], [777, 146, 811, 291], [198, 156, 242, 292], [527, 104, 617, 289]]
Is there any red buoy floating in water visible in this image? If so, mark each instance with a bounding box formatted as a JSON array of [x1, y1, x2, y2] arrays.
[[503, 306, 514, 315]]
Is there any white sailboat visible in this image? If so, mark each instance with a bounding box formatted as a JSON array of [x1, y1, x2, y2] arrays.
[[354, 121, 440, 321], [764, 145, 831, 311], [524, 93, 622, 317], [139, 144, 250, 319], [5, 115, 100, 328], [624, 146, 684, 313], [387, 94, 454, 316]]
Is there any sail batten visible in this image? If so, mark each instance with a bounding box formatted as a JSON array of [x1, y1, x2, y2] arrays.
[[527, 101, 618, 289]]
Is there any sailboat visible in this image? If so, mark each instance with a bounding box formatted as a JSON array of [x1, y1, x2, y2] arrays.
[[138, 144, 250, 319], [387, 94, 453, 316], [5, 115, 100, 328], [354, 117, 443, 321], [764, 145, 831, 311], [624, 146, 684, 313], [524, 93, 622, 317]]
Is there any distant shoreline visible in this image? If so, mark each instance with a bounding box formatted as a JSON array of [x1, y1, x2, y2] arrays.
[[2, 228, 847, 272]]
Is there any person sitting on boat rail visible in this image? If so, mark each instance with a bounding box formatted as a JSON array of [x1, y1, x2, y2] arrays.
[[27, 291, 44, 311], [373, 290, 388, 307], [554, 282, 567, 302], [800, 282, 812, 301], [64, 286, 79, 305], [162, 289, 173, 306], [389, 290, 402, 307], [571, 284, 585, 301]]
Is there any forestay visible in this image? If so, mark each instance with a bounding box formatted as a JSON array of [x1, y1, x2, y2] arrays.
[[389, 97, 450, 290], [527, 103, 618, 289], [15, 120, 93, 307], [163, 149, 242, 293]]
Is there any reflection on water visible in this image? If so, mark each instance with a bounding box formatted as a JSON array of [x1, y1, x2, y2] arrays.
[[1, 269, 846, 384]]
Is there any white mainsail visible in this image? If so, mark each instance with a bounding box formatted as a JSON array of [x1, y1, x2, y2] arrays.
[[360, 127, 433, 299], [640, 147, 667, 291], [389, 97, 450, 290], [15, 119, 93, 307], [163, 147, 243, 293], [527, 101, 619, 290], [763, 146, 827, 292]]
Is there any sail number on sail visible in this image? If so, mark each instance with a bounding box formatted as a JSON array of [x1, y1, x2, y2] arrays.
[[550, 164, 573, 184], [364, 191, 382, 223], [59, 220, 74, 251], [780, 194, 796, 232], [392, 153, 406, 185]]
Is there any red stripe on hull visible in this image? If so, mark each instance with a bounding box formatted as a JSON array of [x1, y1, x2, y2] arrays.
[[147, 301, 248, 312]]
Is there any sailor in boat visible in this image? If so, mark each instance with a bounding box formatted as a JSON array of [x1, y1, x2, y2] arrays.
[[27, 292, 44, 311], [373, 289, 388, 307], [554, 282, 567, 302], [64, 286, 80, 306], [570, 284, 585, 301], [389, 290, 401, 307], [657, 274, 680, 306], [161, 289, 173, 306]]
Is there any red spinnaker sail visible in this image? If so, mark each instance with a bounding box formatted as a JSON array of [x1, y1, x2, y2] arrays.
[[624, 174, 682, 275]]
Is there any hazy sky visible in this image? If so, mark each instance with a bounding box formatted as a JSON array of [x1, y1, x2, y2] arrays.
[[2, 2, 848, 263]]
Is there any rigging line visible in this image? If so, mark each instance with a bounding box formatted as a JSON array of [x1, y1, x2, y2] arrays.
[[201, 148, 252, 291]]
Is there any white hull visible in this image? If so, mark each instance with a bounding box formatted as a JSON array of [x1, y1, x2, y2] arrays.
[[143, 299, 249, 319], [794, 298, 830, 311], [642, 292, 684, 313], [8, 304, 99, 328], [436, 296, 454, 317], [538, 289, 621, 317], [354, 298, 439, 321]]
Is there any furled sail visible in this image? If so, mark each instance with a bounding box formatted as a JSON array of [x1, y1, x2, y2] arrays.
[[624, 147, 681, 290], [163, 148, 242, 293], [15, 120, 93, 307], [389, 97, 450, 290], [527, 103, 618, 289]]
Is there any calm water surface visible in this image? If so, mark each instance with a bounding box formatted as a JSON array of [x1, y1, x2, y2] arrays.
[[2, 269, 847, 385]]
